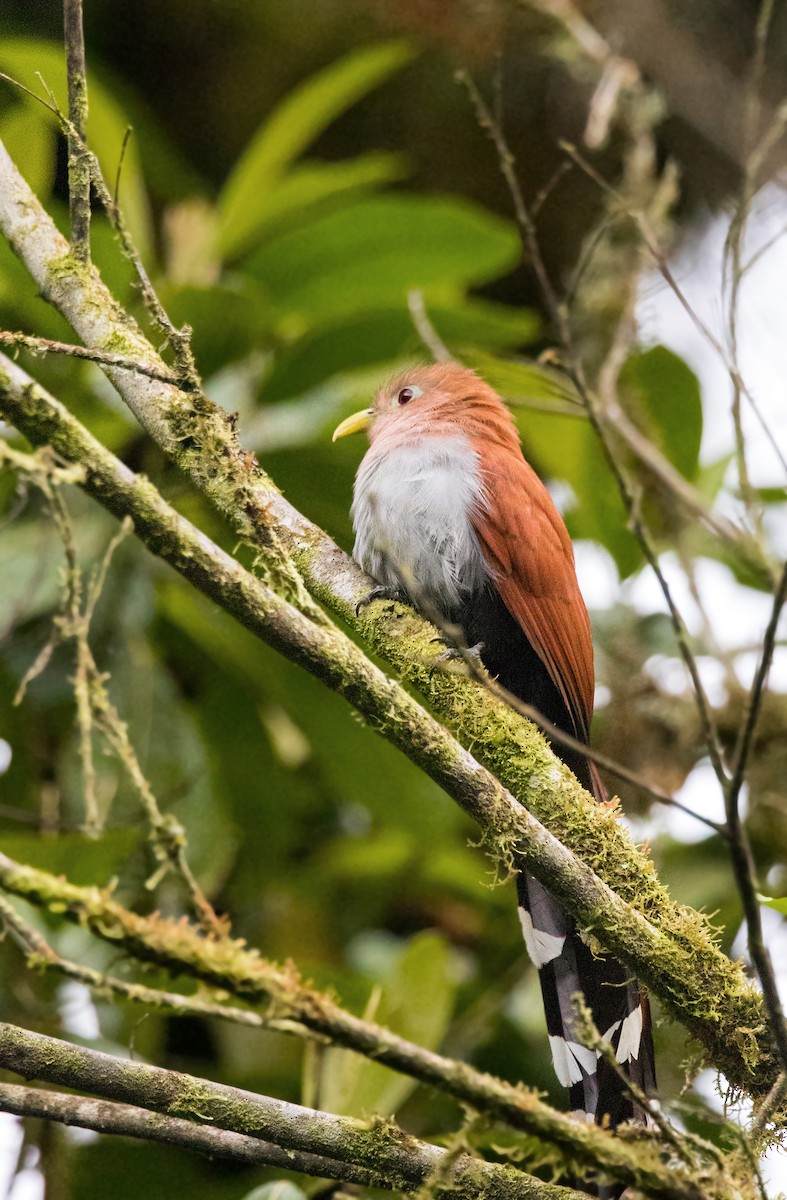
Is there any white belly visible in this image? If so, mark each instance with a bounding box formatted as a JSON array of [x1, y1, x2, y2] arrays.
[[351, 435, 489, 611]]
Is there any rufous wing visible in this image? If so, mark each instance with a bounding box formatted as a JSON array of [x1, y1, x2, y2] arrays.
[[471, 444, 595, 744]]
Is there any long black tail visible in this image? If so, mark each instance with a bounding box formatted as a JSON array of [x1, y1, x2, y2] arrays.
[[457, 587, 657, 1134]]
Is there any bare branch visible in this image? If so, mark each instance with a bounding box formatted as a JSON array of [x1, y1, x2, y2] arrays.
[[0, 1022, 590, 1200], [63, 0, 90, 262], [725, 562, 787, 1073], [0, 1082, 378, 1186]]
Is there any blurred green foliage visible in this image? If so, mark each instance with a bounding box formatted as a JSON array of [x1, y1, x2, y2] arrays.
[[0, 10, 782, 1199]]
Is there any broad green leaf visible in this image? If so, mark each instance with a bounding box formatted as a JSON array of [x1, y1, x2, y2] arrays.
[[467, 353, 582, 410], [696, 453, 733, 501], [259, 301, 539, 405], [761, 895, 787, 914], [0, 830, 142, 886], [162, 282, 274, 377], [0, 102, 56, 198], [319, 931, 456, 1117], [218, 40, 413, 257], [620, 346, 703, 480], [246, 195, 519, 323], [0, 39, 152, 260], [229, 152, 407, 249]]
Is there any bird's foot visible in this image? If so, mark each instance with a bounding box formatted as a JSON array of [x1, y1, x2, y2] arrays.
[[430, 638, 486, 678], [355, 585, 408, 617]]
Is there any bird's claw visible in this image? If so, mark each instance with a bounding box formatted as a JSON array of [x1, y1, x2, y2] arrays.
[[355, 585, 408, 617], [430, 640, 486, 679]]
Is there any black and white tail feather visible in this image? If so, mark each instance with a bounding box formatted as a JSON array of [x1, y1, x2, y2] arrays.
[[517, 869, 656, 1129]]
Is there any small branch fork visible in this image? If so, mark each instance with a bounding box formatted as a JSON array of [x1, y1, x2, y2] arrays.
[[724, 562, 787, 1073]]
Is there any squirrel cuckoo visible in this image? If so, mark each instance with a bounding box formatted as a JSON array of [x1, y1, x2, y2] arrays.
[[333, 362, 656, 1131]]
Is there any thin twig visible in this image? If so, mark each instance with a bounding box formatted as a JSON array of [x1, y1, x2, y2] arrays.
[[721, 0, 777, 532], [63, 0, 90, 262], [113, 125, 133, 212], [0, 329, 189, 389], [560, 138, 787, 487], [407, 290, 452, 362], [724, 561, 787, 1072]]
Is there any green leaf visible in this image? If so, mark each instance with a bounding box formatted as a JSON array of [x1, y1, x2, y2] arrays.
[[246, 195, 519, 324], [0, 830, 142, 886], [761, 895, 787, 914], [319, 931, 456, 1117], [620, 346, 703, 481], [229, 152, 407, 248], [218, 40, 414, 257], [0, 103, 56, 198], [259, 301, 538, 406]]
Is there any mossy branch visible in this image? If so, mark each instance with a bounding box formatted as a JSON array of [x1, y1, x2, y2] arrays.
[[0, 1082, 381, 1186], [0, 852, 736, 1199], [0, 1021, 589, 1200], [0, 310, 774, 1096]]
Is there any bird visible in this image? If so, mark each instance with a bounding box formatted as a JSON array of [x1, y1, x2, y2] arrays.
[[333, 361, 656, 1135]]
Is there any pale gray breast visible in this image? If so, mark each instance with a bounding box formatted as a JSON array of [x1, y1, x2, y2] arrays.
[[351, 435, 490, 611]]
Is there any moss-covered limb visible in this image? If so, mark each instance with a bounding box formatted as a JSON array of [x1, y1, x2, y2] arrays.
[[0, 1023, 585, 1200], [0, 853, 733, 1200], [0, 889, 263, 1030], [0, 1082, 379, 1185], [0, 357, 774, 1098]]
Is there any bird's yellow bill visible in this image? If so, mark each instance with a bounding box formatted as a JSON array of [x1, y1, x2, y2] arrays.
[[332, 408, 373, 442]]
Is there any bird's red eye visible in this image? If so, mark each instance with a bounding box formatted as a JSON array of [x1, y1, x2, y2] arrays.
[[397, 387, 414, 405]]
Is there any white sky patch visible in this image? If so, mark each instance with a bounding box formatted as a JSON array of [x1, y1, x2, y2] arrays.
[[58, 981, 101, 1041], [573, 540, 620, 611], [638, 182, 787, 484], [0, 739, 11, 775], [650, 759, 727, 844], [0, 1117, 44, 1200]]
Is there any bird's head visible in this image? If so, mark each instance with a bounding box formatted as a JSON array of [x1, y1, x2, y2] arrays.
[[332, 362, 515, 449]]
